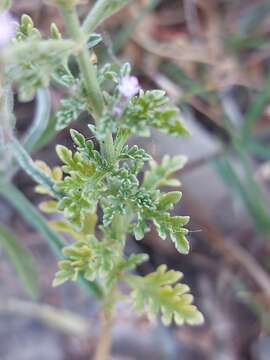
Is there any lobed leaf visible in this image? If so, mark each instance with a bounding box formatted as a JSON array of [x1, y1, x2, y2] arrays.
[[56, 95, 86, 130], [144, 155, 187, 189], [127, 265, 204, 326]]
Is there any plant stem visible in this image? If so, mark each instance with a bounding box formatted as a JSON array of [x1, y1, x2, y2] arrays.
[[59, 4, 114, 162], [94, 308, 113, 360], [57, 4, 123, 358], [60, 5, 103, 116]]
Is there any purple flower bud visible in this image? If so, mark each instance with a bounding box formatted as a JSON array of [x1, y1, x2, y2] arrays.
[[0, 11, 16, 48], [118, 75, 140, 98], [112, 104, 123, 117]]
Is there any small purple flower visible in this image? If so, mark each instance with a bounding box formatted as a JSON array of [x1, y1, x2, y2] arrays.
[[118, 75, 140, 98], [112, 104, 123, 117], [0, 11, 16, 48]]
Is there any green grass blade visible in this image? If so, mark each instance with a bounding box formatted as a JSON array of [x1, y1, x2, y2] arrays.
[[214, 156, 270, 235], [0, 223, 40, 299], [247, 141, 270, 160], [242, 73, 270, 139]]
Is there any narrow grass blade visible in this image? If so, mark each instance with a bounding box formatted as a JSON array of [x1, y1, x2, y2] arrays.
[[0, 223, 40, 299]]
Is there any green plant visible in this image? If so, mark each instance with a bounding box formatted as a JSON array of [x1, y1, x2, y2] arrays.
[[0, 1, 203, 358]]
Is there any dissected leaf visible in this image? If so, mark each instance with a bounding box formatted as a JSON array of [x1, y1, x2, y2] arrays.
[[171, 231, 190, 255], [56, 95, 86, 130], [127, 265, 204, 326], [144, 155, 187, 189]]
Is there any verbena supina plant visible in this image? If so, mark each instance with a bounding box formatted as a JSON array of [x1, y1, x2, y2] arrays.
[[0, 0, 204, 358]]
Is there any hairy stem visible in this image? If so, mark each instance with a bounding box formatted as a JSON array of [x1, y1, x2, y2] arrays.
[[57, 3, 125, 358], [59, 3, 114, 162], [60, 6, 102, 117]]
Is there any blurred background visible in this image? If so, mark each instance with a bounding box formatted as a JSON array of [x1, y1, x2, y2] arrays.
[[1, 0, 270, 359]]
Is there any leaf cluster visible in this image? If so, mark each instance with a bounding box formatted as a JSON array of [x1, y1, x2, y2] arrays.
[[7, 10, 205, 327], [5, 15, 74, 101], [43, 129, 190, 256], [94, 63, 189, 139]]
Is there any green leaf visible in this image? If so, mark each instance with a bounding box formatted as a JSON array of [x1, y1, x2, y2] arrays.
[[50, 23, 62, 40], [16, 14, 41, 41], [134, 218, 149, 240], [97, 63, 118, 84], [157, 191, 182, 211], [154, 107, 190, 136], [119, 145, 151, 162], [144, 155, 187, 189], [56, 95, 86, 130], [120, 62, 131, 77], [107, 253, 149, 287], [39, 200, 59, 213], [0, 224, 39, 299], [93, 86, 189, 140], [126, 265, 204, 326], [56, 145, 73, 165], [87, 33, 103, 48], [118, 90, 189, 137], [170, 231, 190, 255], [52, 63, 77, 88], [5, 38, 74, 101], [70, 129, 110, 171], [70, 129, 86, 148], [53, 236, 120, 287], [153, 213, 190, 241]]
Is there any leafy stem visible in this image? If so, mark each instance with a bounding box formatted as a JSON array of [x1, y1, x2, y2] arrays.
[[1, 3, 203, 359], [59, 2, 115, 163], [58, 3, 126, 358]]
